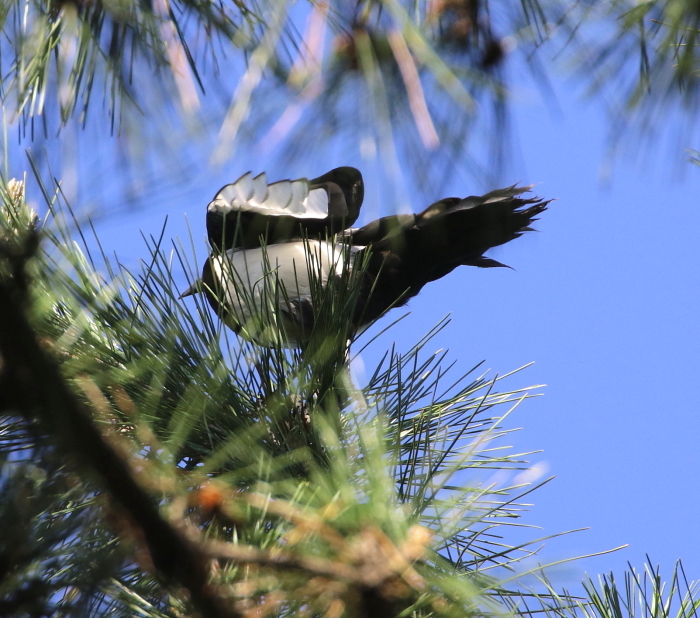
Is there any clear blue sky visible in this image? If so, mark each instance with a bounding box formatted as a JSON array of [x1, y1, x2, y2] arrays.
[[14, 54, 700, 589], [365, 83, 700, 583]]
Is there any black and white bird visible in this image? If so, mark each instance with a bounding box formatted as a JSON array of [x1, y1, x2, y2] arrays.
[[181, 167, 549, 346]]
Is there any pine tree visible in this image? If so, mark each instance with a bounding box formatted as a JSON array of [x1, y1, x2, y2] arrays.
[[0, 0, 699, 617]]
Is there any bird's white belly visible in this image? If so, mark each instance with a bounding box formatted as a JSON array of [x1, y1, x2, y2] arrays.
[[210, 241, 350, 345]]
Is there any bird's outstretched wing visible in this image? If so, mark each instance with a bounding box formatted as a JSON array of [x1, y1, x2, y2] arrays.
[[206, 166, 364, 251]]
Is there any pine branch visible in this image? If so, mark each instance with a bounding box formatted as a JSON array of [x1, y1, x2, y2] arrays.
[[6, 165, 687, 618], [562, 0, 700, 138], [0, 246, 240, 618]]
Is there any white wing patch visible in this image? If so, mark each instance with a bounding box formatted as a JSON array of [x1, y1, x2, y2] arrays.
[[208, 172, 330, 219]]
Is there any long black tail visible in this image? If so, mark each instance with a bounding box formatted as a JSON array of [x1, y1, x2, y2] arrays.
[[351, 185, 550, 325]]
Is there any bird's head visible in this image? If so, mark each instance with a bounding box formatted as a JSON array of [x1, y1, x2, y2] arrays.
[[179, 258, 214, 299], [179, 280, 202, 299]]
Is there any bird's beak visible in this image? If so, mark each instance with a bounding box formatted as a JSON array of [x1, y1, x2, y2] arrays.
[[179, 280, 201, 299]]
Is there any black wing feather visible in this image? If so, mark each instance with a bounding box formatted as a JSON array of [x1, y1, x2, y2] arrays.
[[206, 167, 364, 251]]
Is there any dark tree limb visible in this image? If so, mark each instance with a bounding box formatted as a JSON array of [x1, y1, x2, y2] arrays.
[[0, 278, 240, 618]]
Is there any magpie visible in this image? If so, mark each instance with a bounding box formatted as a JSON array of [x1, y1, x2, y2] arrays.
[[181, 167, 549, 346]]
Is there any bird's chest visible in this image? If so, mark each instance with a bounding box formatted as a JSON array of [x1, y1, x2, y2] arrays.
[[209, 241, 349, 344]]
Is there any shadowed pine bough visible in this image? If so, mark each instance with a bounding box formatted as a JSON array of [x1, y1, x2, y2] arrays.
[[7, 0, 700, 226]]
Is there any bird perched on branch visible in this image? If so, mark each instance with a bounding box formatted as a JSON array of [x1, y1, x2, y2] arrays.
[[181, 167, 549, 347]]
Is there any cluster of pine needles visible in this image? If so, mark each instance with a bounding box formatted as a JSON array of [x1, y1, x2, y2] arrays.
[[0, 170, 698, 618]]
